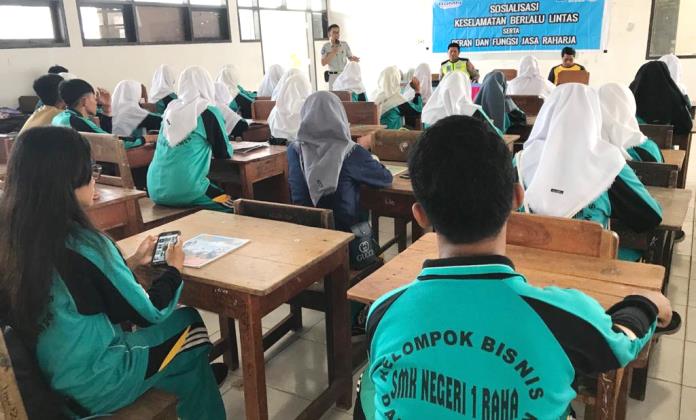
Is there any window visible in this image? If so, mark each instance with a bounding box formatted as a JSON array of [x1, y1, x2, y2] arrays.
[[647, 0, 696, 58], [0, 1, 68, 48], [77, 0, 230, 46], [236, 0, 327, 42]]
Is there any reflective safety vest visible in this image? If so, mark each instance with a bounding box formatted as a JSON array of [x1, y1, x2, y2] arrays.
[[440, 58, 470, 78]]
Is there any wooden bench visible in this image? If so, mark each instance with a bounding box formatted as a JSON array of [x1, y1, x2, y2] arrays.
[[343, 101, 379, 125], [251, 100, 276, 121], [508, 95, 544, 116], [628, 161, 679, 188], [639, 124, 674, 149], [371, 129, 421, 162], [331, 90, 351, 101], [557, 70, 590, 85], [494, 68, 517, 81]]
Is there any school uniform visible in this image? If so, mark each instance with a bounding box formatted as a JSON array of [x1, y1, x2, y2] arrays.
[[52, 109, 144, 150], [155, 93, 177, 115], [547, 63, 586, 85], [213, 81, 249, 138], [19, 105, 63, 134], [268, 70, 312, 141], [508, 56, 555, 98], [660, 54, 691, 107], [149, 65, 178, 115], [402, 63, 433, 104], [332, 61, 367, 102], [216, 65, 257, 119], [36, 227, 224, 419], [475, 71, 526, 134], [373, 66, 423, 130], [354, 255, 657, 419], [257, 64, 284, 97], [112, 79, 163, 144]]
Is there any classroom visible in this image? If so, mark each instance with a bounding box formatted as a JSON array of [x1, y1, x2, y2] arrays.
[[0, 0, 695, 419]]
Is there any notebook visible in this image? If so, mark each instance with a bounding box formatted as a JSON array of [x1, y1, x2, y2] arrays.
[[183, 234, 249, 268], [233, 141, 269, 154]]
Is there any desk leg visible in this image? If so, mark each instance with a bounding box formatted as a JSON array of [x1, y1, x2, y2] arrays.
[[371, 212, 380, 245], [240, 166, 255, 199], [395, 219, 408, 252], [238, 296, 268, 420], [124, 199, 144, 236], [412, 220, 424, 242]]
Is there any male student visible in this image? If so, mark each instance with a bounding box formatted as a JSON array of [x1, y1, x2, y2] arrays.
[[354, 115, 673, 419], [19, 74, 65, 134], [548, 47, 586, 85], [48, 65, 68, 75], [321, 24, 360, 90], [440, 42, 479, 81]]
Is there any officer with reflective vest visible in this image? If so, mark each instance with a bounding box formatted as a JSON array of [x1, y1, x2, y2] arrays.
[[440, 42, 479, 81]]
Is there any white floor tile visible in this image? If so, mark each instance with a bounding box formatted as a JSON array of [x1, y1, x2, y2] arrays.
[[222, 383, 310, 420], [648, 337, 685, 384], [668, 275, 690, 306], [672, 254, 691, 278], [626, 378, 682, 420], [263, 338, 330, 400], [682, 341, 696, 387], [680, 386, 696, 420]]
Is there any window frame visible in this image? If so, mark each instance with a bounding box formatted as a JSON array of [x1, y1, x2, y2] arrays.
[[76, 0, 231, 47], [646, 0, 696, 59], [0, 0, 70, 49], [236, 0, 328, 43]]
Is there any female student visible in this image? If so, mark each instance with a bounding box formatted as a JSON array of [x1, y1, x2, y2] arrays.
[[213, 81, 249, 138], [599, 83, 664, 163], [421, 71, 502, 136], [508, 55, 555, 97], [402, 63, 433, 104], [287, 91, 392, 233], [112, 80, 162, 140], [216, 64, 256, 118], [147, 66, 234, 211], [660, 54, 691, 106], [257, 64, 284, 97], [332, 61, 367, 101], [373, 66, 423, 130], [0, 126, 225, 419], [267, 70, 312, 142], [149, 65, 178, 115], [515, 83, 662, 261], [474, 70, 526, 133], [630, 61, 693, 135]]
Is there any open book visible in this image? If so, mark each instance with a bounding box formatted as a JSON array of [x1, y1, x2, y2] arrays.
[[183, 234, 249, 268], [232, 141, 269, 154]]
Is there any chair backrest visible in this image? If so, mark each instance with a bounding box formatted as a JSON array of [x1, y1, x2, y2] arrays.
[[494, 69, 517, 81], [371, 129, 421, 162], [232, 199, 335, 229], [343, 101, 379, 125], [557, 70, 590, 85], [507, 212, 619, 259], [0, 134, 16, 164], [638, 124, 674, 149], [17, 96, 39, 114], [255, 96, 271, 101], [508, 95, 544, 116], [627, 161, 679, 188], [251, 100, 276, 121], [80, 132, 135, 188], [0, 328, 29, 420], [331, 90, 351, 101]]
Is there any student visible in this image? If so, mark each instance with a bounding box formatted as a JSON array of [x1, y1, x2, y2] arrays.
[[474, 71, 526, 133], [373, 66, 423, 130], [421, 71, 501, 137], [403, 63, 433, 104], [147, 66, 234, 211], [287, 91, 392, 232], [660, 54, 691, 106], [439, 42, 478, 81], [508, 55, 555, 97], [112, 80, 162, 140], [0, 126, 226, 419], [548, 47, 586, 85], [515, 84, 662, 261], [20, 74, 65, 134], [149, 64, 178, 115], [267, 70, 312, 142], [599, 83, 663, 163], [47, 65, 68, 74], [271, 68, 304, 100], [354, 114, 673, 420], [630, 61, 693, 135], [216, 64, 256, 118], [332, 61, 367, 101], [213, 81, 249, 138], [257, 64, 284, 97]]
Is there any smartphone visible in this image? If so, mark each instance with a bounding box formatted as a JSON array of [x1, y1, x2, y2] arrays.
[[151, 231, 181, 266]]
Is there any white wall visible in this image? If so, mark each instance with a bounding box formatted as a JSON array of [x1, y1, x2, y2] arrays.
[[328, 0, 695, 97], [0, 0, 264, 106]]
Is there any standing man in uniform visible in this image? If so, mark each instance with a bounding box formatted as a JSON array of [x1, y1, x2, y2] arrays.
[[440, 42, 479, 81], [321, 24, 360, 90], [548, 47, 587, 85]]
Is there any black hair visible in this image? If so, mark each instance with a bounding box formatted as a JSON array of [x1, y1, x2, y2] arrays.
[[561, 47, 576, 57], [0, 127, 98, 343], [32, 74, 64, 106], [447, 42, 461, 51], [408, 115, 514, 244], [47, 65, 68, 74], [59, 79, 94, 108], [328, 24, 339, 32]]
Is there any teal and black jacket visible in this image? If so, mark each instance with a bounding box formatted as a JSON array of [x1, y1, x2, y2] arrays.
[[380, 94, 423, 130], [229, 86, 257, 119], [629, 117, 665, 163], [52, 108, 144, 150], [354, 255, 657, 420], [155, 93, 177, 115]]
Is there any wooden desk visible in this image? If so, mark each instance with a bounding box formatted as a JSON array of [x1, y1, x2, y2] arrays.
[[646, 186, 692, 231], [118, 211, 354, 420], [661, 149, 686, 171], [249, 121, 386, 142], [87, 184, 146, 236], [526, 115, 537, 126]]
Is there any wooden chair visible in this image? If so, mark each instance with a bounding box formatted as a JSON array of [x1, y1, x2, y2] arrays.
[[331, 90, 351, 101], [508, 95, 544, 116], [0, 328, 177, 420], [0, 134, 16, 164], [638, 124, 674, 149], [17, 96, 39, 114], [494, 69, 517, 81], [627, 161, 679, 188], [343, 101, 379, 125], [557, 70, 590, 85], [251, 100, 276, 120], [255, 96, 271, 101], [241, 124, 272, 142], [371, 129, 421, 162], [672, 132, 691, 187]]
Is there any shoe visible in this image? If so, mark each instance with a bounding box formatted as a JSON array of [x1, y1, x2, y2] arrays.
[[675, 230, 686, 243], [210, 362, 229, 386], [655, 311, 682, 336]]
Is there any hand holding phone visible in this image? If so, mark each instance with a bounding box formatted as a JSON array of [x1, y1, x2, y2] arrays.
[[151, 231, 181, 267]]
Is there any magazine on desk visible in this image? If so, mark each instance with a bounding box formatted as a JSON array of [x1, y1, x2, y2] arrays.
[[183, 234, 250, 268], [233, 141, 269, 154]]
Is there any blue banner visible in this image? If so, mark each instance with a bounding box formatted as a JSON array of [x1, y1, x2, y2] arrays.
[[432, 0, 606, 53]]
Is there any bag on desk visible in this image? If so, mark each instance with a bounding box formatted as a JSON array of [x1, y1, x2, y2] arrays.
[[349, 221, 378, 270]]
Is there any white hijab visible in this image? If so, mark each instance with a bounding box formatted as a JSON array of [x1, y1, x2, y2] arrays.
[[268, 71, 312, 141], [258, 64, 284, 97], [507, 56, 555, 98], [272, 68, 303, 100], [403, 63, 433, 103], [598, 83, 647, 159], [332, 61, 366, 94], [422, 72, 480, 126], [517, 83, 625, 218], [297, 91, 355, 205], [112, 80, 151, 137], [213, 82, 243, 135], [372, 66, 408, 114], [149, 64, 177, 103], [162, 66, 218, 147], [659, 54, 688, 95], [216, 64, 241, 99]]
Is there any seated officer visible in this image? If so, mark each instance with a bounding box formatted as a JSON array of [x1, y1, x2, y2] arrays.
[[440, 42, 479, 82], [548, 47, 587, 85], [354, 115, 672, 420]]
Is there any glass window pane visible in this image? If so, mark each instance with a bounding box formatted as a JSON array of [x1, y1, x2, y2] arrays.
[[311, 12, 326, 39], [286, 0, 307, 10], [238, 9, 259, 40], [136, 6, 186, 43], [310, 0, 326, 11], [133, 0, 186, 3], [237, 0, 255, 6], [0, 6, 55, 40], [192, 9, 224, 39], [80, 6, 127, 40], [190, 0, 227, 5], [259, 0, 282, 8]]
